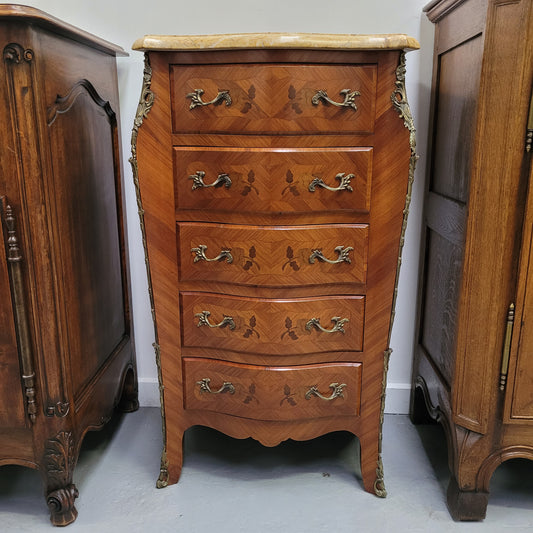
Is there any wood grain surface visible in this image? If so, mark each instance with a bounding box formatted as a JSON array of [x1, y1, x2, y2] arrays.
[[412, 0, 533, 520], [136, 44, 412, 496]]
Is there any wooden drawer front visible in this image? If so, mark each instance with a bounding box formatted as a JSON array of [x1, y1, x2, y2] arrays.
[[174, 147, 372, 214], [170, 63, 376, 134], [183, 358, 362, 420], [180, 293, 365, 355], [178, 223, 368, 287]]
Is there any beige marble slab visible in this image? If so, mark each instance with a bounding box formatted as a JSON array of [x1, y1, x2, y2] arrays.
[[132, 33, 420, 52]]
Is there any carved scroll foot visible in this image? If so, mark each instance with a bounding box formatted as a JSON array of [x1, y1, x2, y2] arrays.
[[447, 475, 489, 521], [46, 484, 79, 526]]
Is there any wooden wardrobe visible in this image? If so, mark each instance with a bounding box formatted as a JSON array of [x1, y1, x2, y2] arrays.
[[411, 0, 533, 520], [0, 5, 137, 526]]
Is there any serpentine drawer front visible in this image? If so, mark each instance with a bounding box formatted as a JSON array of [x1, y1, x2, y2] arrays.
[[132, 32, 418, 496], [173, 146, 373, 214], [180, 292, 365, 355], [183, 358, 362, 420], [178, 222, 369, 286], [170, 63, 377, 134]]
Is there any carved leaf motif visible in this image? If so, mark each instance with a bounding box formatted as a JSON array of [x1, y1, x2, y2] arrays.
[[285, 317, 293, 329], [249, 246, 256, 259], [249, 384, 256, 394], [284, 385, 291, 396], [243, 260, 253, 270], [249, 315, 256, 328], [248, 85, 256, 100], [248, 170, 255, 183], [241, 186, 251, 196], [286, 170, 294, 184], [45, 432, 74, 487], [289, 331, 299, 340], [286, 246, 294, 259], [288, 397, 297, 406]]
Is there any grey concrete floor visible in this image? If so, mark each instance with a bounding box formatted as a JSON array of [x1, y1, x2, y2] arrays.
[[0, 408, 532, 531]]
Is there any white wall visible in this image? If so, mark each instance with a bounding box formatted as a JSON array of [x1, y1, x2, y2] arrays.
[[23, 0, 435, 413]]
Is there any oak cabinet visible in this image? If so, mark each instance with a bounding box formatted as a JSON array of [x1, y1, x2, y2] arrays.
[[132, 33, 418, 496], [411, 0, 533, 520], [0, 5, 137, 526]]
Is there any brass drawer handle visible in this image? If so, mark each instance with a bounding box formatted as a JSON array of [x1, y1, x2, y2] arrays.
[[305, 382, 347, 401], [186, 88, 232, 109], [191, 244, 233, 264], [195, 310, 236, 330], [308, 172, 354, 193], [196, 378, 236, 395], [309, 246, 354, 265], [305, 316, 349, 334], [311, 89, 360, 110], [189, 171, 232, 191]]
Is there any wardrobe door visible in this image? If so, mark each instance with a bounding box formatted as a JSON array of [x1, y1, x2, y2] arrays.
[[504, 159, 533, 423]]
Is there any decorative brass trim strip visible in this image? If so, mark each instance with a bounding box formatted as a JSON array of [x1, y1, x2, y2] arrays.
[[305, 316, 349, 334], [186, 88, 232, 109], [388, 51, 418, 342], [305, 382, 346, 401], [196, 378, 236, 395], [308, 172, 354, 192], [195, 310, 236, 330], [499, 303, 515, 391], [189, 171, 232, 190], [191, 244, 233, 264], [372, 50, 418, 498], [1, 201, 37, 424], [309, 245, 353, 265], [312, 89, 360, 110], [129, 55, 169, 488], [374, 348, 391, 498]]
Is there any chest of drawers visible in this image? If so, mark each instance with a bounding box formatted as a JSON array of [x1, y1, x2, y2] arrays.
[[131, 33, 418, 496]]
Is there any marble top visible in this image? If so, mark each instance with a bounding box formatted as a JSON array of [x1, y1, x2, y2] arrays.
[[132, 33, 420, 52]]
